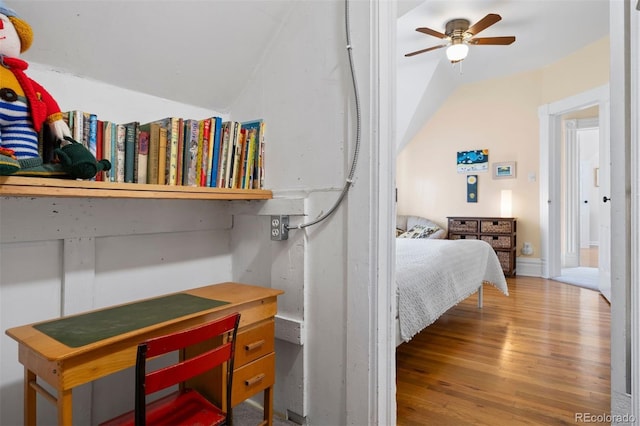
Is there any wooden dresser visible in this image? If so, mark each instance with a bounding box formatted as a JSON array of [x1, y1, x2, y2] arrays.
[[447, 217, 517, 276]]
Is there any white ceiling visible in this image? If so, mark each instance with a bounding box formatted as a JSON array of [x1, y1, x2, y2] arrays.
[[9, 1, 609, 134], [396, 0, 610, 148], [12, 1, 294, 114]]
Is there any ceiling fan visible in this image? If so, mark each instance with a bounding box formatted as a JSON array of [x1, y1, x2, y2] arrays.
[[405, 13, 515, 63]]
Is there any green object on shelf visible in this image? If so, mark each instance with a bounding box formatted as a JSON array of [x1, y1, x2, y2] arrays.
[[34, 293, 229, 347]]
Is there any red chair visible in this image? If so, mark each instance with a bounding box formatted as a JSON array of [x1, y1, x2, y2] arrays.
[[101, 312, 241, 426]]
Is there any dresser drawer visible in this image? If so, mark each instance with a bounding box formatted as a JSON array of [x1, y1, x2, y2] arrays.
[[450, 234, 478, 240], [448, 219, 478, 233], [481, 234, 514, 249], [232, 352, 275, 406], [480, 219, 514, 234], [235, 319, 274, 368], [496, 250, 515, 273]]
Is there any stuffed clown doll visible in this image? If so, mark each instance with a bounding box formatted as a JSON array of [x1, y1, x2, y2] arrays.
[[0, 1, 110, 178]]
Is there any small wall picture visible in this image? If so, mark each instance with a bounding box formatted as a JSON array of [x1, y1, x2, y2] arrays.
[[492, 161, 516, 179], [466, 175, 478, 203], [457, 149, 489, 173]]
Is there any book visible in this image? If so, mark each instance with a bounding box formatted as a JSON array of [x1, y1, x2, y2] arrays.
[[123, 121, 139, 183], [143, 122, 161, 185], [72, 110, 84, 144], [198, 118, 210, 187], [241, 119, 265, 189], [109, 122, 117, 182], [148, 117, 180, 185], [183, 119, 200, 186], [101, 120, 112, 182], [115, 123, 126, 182], [218, 122, 232, 188], [137, 124, 149, 184], [88, 113, 98, 158], [175, 118, 184, 186], [221, 122, 240, 188], [231, 128, 246, 189], [158, 126, 168, 185], [209, 117, 222, 187], [242, 127, 257, 189], [95, 119, 103, 181]]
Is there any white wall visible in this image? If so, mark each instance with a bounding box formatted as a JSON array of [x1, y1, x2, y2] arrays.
[[227, 1, 388, 424], [0, 77, 236, 425]]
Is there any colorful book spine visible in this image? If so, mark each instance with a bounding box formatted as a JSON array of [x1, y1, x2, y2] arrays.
[[88, 113, 98, 158], [137, 125, 149, 184], [209, 117, 222, 187], [184, 119, 199, 186], [95, 119, 103, 181], [231, 128, 246, 189], [115, 123, 126, 183], [199, 118, 210, 187], [241, 119, 264, 189]]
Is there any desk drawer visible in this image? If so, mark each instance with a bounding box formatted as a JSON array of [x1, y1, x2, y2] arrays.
[[235, 319, 274, 368], [232, 352, 275, 406]]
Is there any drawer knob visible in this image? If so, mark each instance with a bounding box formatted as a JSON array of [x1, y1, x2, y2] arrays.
[[245, 373, 266, 387], [245, 339, 265, 351]]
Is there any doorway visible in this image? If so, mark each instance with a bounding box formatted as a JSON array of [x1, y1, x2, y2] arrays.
[[538, 84, 611, 300], [555, 114, 600, 291]]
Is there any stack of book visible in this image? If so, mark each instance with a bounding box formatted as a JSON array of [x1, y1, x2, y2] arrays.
[[41, 111, 266, 189]]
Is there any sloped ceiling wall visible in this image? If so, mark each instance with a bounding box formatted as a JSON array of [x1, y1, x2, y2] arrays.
[[10, 0, 294, 113]]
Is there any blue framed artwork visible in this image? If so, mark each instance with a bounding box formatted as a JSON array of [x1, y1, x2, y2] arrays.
[[457, 149, 489, 173], [467, 175, 478, 203]]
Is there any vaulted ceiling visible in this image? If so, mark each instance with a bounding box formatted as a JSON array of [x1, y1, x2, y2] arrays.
[[9, 1, 610, 150], [396, 0, 610, 149]]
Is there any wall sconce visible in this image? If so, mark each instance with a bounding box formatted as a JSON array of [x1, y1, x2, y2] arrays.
[[500, 189, 512, 218]]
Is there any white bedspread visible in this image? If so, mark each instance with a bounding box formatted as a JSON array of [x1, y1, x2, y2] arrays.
[[396, 238, 509, 342]]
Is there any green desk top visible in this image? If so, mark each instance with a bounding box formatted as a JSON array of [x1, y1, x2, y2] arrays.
[[34, 293, 229, 348]]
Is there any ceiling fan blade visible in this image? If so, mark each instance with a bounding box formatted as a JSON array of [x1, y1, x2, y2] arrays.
[[468, 36, 516, 45], [416, 27, 448, 39], [404, 44, 447, 57], [466, 13, 502, 36]]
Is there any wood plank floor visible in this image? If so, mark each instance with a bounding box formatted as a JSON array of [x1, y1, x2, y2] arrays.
[[396, 275, 611, 426]]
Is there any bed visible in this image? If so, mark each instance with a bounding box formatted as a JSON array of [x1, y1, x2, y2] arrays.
[[395, 216, 509, 345]]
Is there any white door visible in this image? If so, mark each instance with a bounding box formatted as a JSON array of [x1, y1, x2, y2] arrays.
[[598, 102, 611, 301]]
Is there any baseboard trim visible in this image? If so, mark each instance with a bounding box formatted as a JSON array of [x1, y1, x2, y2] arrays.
[[516, 257, 543, 277]]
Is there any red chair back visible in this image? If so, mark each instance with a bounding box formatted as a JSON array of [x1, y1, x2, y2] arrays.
[[134, 313, 240, 425]]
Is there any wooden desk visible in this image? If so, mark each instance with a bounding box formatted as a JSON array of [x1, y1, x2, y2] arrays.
[[5, 282, 283, 426]]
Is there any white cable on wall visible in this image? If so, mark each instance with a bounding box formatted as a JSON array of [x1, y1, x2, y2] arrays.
[[286, 0, 361, 231]]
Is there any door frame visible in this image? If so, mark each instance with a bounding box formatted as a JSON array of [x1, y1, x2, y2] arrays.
[[538, 84, 609, 278]]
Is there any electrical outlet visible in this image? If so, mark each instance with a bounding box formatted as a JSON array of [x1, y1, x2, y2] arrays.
[[270, 215, 289, 241]]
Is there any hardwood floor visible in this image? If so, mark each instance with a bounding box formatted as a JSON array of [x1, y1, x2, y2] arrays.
[[396, 275, 611, 425]]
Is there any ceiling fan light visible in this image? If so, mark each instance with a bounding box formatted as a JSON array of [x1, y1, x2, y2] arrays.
[[446, 43, 469, 61]]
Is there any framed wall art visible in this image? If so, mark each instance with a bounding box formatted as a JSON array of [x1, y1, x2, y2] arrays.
[[457, 149, 489, 173], [492, 161, 516, 179]]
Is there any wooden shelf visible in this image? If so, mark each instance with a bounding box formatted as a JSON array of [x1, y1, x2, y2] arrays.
[[0, 176, 272, 201]]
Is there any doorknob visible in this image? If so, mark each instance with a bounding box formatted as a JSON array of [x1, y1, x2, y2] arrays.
[[603, 196, 611, 202], [584, 200, 588, 204]]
